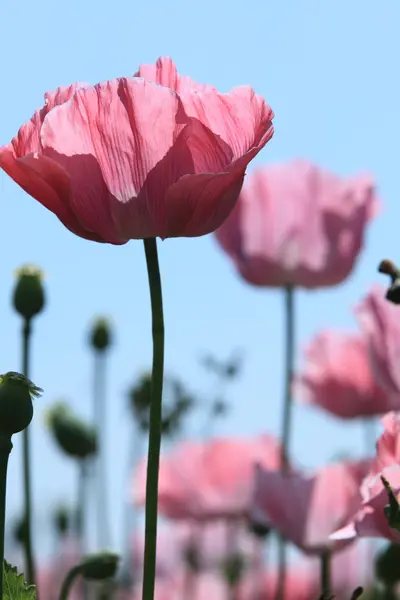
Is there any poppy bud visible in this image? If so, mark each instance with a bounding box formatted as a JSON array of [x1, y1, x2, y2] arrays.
[[12, 265, 45, 320], [0, 372, 42, 437], [248, 519, 271, 539], [13, 516, 28, 547], [90, 318, 112, 352], [378, 260, 400, 305], [381, 475, 400, 532], [46, 402, 97, 460], [81, 552, 119, 580], [54, 505, 70, 537]]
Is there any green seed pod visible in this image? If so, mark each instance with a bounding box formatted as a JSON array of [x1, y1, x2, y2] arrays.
[[13, 265, 45, 320], [81, 552, 119, 581], [46, 402, 97, 460], [0, 372, 42, 436], [53, 505, 70, 537], [90, 318, 112, 352], [248, 519, 271, 539], [13, 516, 28, 547]]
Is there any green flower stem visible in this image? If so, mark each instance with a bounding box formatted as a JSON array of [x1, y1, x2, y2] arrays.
[[76, 460, 88, 554], [320, 550, 331, 597], [58, 565, 81, 600], [93, 352, 110, 549], [141, 238, 165, 600], [0, 437, 12, 600], [21, 318, 36, 587], [275, 285, 295, 600]]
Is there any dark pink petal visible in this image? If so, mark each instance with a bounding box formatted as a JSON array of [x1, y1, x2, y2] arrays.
[[0, 146, 100, 241], [40, 78, 194, 241]]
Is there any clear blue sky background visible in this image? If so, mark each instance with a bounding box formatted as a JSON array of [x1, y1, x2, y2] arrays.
[[0, 0, 398, 562]]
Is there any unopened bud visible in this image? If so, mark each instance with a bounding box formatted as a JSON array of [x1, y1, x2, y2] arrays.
[[13, 264, 45, 320], [248, 519, 271, 539], [81, 552, 119, 581], [90, 318, 112, 352], [54, 506, 70, 536], [0, 372, 42, 437], [381, 475, 400, 531], [46, 401, 97, 460], [378, 260, 400, 305]]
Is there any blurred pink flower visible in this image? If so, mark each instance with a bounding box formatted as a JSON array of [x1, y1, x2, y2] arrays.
[[132, 521, 259, 579], [214, 159, 377, 288], [356, 287, 400, 402], [295, 330, 392, 418], [134, 435, 283, 520], [132, 573, 227, 600], [238, 561, 319, 600], [0, 57, 273, 243], [252, 460, 369, 554], [239, 542, 372, 600], [333, 412, 400, 542]]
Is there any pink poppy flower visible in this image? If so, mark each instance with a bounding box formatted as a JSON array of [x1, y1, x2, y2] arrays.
[[295, 330, 392, 419], [0, 57, 274, 243], [134, 435, 283, 521], [214, 160, 378, 288], [333, 412, 400, 543], [252, 460, 369, 554], [356, 286, 400, 403]]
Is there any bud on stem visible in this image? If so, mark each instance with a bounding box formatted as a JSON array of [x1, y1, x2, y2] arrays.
[[378, 260, 400, 305], [0, 372, 41, 600], [58, 553, 119, 600]]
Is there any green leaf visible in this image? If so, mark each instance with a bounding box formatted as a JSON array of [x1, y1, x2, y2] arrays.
[[3, 561, 36, 600]]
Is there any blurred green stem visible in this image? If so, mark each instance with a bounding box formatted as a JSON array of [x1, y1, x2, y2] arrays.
[[76, 460, 88, 554], [320, 550, 331, 597], [77, 461, 89, 600], [22, 318, 36, 587], [141, 238, 165, 600], [58, 565, 81, 600], [275, 285, 295, 600], [0, 438, 12, 600], [94, 351, 110, 549]]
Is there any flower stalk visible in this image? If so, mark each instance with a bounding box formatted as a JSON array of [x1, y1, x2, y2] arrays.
[[141, 238, 165, 600]]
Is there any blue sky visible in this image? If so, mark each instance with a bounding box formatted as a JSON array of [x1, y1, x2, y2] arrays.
[[0, 0, 399, 561]]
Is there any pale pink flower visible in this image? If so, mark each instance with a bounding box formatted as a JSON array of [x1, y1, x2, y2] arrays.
[[333, 412, 400, 542], [215, 159, 377, 288], [252, 460, 369, 554], [0, 57, 273, 243], [295, 330, 392, 418], [356, 286, 400, 402], [134, 435, 283, 520]]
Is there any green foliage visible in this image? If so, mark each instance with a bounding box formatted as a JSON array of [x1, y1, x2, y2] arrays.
[[128, 372, 195, 437], [3, 562, 36, 600]]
